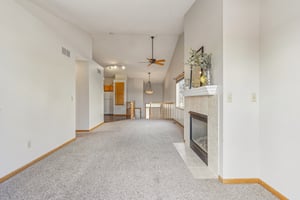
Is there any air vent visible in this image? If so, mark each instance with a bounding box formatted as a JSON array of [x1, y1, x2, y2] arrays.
[[62, 47, 71, 57]]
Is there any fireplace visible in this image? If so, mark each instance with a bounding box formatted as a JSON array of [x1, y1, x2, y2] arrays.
[[189, 111, 208, 165]]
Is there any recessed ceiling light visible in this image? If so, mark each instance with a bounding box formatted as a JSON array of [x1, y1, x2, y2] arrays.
[[106, 65, 126, 70]]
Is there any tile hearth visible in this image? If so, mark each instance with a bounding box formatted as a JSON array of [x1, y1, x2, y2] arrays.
[[173, 143, 216, 179]]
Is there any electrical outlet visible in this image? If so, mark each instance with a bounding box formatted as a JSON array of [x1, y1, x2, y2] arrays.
[[251, 93, 257, 102], [227, 93, 232, 103], [27, 141, 31, 149]]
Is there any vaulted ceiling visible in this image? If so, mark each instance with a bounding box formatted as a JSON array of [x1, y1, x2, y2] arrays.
[[31, 0, 195, 83]]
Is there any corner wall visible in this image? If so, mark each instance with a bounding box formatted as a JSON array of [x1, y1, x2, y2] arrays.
[[76, 60, 104, 130], [76, 61, 90, 130], [163, 34, 185, 125], [260, 0, 300, 198], [222, 0, 260, 178], [163, 34, 184, 102], [89, 61, 104, 128]]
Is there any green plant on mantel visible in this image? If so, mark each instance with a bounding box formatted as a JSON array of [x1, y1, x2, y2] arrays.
[[187, 49, 201, 66], [187, 48, 212, 69], [186, 48, 212, 88]]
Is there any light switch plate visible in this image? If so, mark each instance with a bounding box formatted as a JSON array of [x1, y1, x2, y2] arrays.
[[227, 93, 232, 103], [251, 93, 257, 102]]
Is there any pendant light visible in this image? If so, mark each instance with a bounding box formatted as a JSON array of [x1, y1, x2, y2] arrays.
[[145, 72, 154, 95]]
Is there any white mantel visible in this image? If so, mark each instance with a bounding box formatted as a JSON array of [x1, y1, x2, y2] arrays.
[[184, 85, 217, 97]]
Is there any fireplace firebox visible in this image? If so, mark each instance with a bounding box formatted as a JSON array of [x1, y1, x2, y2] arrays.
[[189, 111, 208, 165]]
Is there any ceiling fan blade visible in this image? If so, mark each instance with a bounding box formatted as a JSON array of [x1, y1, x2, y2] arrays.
[[154, 62, 164, 66], [155, 59, 166, 63]]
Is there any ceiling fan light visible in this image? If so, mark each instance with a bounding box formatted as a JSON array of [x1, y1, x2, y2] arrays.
[[145, 89, 154, 95], [145, 81, 154, 95], [145, 72, 154, 95]]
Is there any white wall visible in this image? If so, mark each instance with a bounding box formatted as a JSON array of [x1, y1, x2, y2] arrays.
[[222, 0, 260, 178], [89, 61, 104, 128], [163, 34, 185, 125], [184, 0, 223, 86], [76, 60, 104, 130], [127, 78, 144, 118], [0, 1, 90, 178], [17, 0, 93, 60], [76, 61, 90, 130], [163, 34, 184, 102], [104, 92, 113, 114], [260, 0, 300, 198]]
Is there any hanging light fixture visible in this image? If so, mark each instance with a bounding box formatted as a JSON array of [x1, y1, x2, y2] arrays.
[[145, 72, 154, 95]]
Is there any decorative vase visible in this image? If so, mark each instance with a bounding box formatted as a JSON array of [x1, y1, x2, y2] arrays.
[[200, 68, 206, 86], [206, 68, 212, 85], [192, 65, 201, 88]]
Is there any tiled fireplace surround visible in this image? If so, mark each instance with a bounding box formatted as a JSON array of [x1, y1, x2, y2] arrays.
[[184, 87, 219, 176]]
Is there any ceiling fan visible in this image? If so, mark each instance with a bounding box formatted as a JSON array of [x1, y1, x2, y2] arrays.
[[141, 36, 165, 67]]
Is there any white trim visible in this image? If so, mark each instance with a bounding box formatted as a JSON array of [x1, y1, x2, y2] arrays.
[[184, 85, 218, 97]]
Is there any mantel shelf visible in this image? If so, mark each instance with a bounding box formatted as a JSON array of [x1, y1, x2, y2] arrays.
[[184, 85, 218, 97]]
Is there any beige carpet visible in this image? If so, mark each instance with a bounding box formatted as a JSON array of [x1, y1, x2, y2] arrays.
[[0, 120, 276, 200]]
